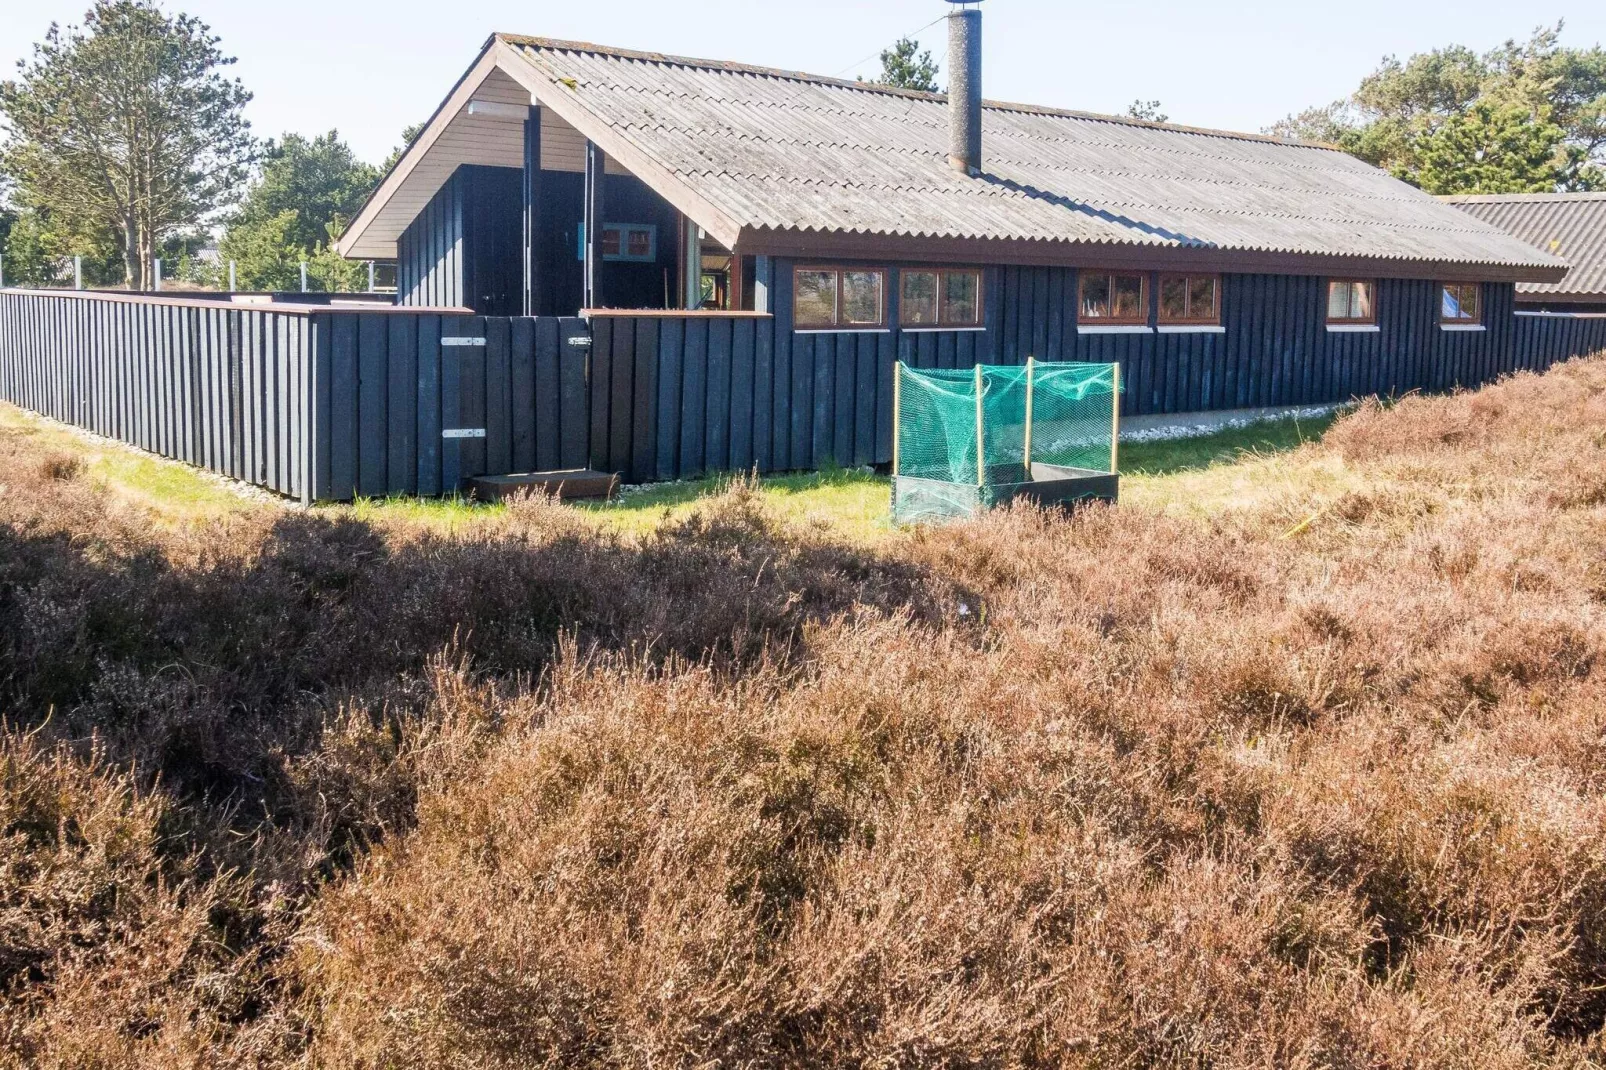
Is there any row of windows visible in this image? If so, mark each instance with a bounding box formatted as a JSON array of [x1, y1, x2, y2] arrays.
[[792, 267, 1488, 331], [1326, 279, 1482, 326], [795, 267, 984, 330]]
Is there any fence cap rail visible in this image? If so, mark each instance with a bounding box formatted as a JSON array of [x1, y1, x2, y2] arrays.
[[582, 308, 774, 319], [0, 287, 472, 316]]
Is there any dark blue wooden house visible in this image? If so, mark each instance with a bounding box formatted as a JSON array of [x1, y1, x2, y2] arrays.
[[337, 5, 1584, 432], [10, 4, 1601, 502]]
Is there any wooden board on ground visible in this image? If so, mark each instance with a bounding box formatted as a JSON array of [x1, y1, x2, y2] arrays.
[[469, 468, 619, 502]]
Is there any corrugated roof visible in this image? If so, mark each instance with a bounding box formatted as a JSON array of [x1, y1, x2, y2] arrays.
[[493, 35, 1564, 278], [1444, 193, 1606, 298]]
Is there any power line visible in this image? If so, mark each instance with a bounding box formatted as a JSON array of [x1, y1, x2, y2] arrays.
[[825, 13, 946, 83], [778, 13, 947, 106]]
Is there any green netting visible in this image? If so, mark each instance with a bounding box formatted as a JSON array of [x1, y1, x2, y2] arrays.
[[1029, 361, 1120, 474], [893, 360, 1120, 525]]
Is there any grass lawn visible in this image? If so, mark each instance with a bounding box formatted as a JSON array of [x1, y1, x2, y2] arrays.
[[4, 399, 1351, 538], [0, 405, 258, 525], [345, 412, 1350, 537]]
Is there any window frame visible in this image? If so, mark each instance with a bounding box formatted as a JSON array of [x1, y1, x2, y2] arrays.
[[792, 264, 889, 331], [1156, 273, 1222, 326], [576, 222, 658, 264], [1326, 278, 1378, 326], [897, 266, 986, 329], [1440, 281, 1483, 326], [1078, 271, 1152, 327]]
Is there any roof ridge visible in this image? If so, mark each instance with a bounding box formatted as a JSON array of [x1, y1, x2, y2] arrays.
[[1441, 192, 1606, 203], [494, 32, 1340, 152]]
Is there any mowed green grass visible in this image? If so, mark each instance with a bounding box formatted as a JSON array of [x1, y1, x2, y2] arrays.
[[350, 412, 1346, 536], [3, 399, 1347, 538], [0, 405, 257, 524]]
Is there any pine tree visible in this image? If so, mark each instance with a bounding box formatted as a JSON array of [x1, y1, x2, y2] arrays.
[[0, 1, 255, 289], [872, 38, 940, 94]]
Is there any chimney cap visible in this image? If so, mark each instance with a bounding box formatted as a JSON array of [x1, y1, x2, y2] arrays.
[[944, 0, 983, 5]]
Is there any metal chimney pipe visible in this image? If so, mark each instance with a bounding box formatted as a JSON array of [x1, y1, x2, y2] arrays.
[[947, 0, 983, 176]]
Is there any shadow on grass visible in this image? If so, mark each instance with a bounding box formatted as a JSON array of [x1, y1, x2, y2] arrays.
[[1120, 412, 1341, 477]]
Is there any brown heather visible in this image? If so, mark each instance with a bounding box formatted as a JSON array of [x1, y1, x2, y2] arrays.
[[5, 358, 1606, 1067]]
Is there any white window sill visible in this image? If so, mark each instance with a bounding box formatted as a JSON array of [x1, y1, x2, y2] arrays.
[[1326, 324, 1380, 333], [1439, 323, 1486, 332], [793, 328, 892, 335], [900, 326, 987, 333], [1157, 324, 1225, 334], [1077, 325, 1153, 335]]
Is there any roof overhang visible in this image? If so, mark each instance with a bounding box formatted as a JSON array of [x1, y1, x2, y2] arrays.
[[1515, 286, 1606, 301], [340, 36, 1568, 287], [337, 36, 745, 259], [733, 227, 1570, 284]]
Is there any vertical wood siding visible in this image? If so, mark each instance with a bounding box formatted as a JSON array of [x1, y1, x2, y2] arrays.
[[590, 292, 1606, 483], [6, 287, 1605, 501], [0, 291, 315, 500], [306, 312, 589, 499]]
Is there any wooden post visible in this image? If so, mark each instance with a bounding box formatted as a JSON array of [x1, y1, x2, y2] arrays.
[[1023, 356, 1035, 479], [753, 255, 772, 313], [892, 360, 901, 477], [974, 362, 985, 487], [583, 140, 605, 310], [1110, 361, 1121, 473], [682, 217, 702, 310], [523, 104, 543, 316]]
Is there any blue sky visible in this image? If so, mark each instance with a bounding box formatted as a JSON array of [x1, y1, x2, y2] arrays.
[[3, 0, 1604, 167]]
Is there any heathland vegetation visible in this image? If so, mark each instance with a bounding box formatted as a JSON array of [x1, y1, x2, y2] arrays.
[[4, 357, 1606, 1066]]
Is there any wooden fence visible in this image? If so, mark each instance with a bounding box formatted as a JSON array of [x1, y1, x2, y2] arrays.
[[313, 313, 591, 500], [1511, 313, 1606, 373], [0, 289, 323, 498], [5, 290, 1606, 500]]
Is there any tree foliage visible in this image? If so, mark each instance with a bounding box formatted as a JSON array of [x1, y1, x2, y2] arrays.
[[1269, 24, 1606, 193], [382, 123, 427, 175], [870, 38, 940, 93], [228, 132, 378, 256], [0, 1, 255, 289], [1126, 100, 1169, 124], [219, 130, 378, 291]]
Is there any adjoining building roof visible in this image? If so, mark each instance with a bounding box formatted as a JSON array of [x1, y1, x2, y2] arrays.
[[340, 33, 1567, 283], [1444, 193, 1606, 299]]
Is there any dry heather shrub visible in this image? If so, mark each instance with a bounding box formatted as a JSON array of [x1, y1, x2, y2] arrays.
[[0, 728, 291, 1069], [36, 452, 81, 482], [11, 355, 1606, 1065], [300, 356, 1606, 1066]]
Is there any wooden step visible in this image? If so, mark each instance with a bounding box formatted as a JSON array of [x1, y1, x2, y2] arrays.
[[469, 469, 620, 502]]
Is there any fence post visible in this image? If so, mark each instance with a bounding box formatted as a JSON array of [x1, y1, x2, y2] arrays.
[[974, 363, 985, 487], [1110, 362, 1121, 474], [74, 256, 84, 290], [300, 262, 308, 293], [153, 259, 162, 292], [1023, 357, 1035, 478], [228, 261, 237, 292], [367, 261, 376, 292]]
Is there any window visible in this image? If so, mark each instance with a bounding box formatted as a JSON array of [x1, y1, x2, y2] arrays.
[[1327, 279, 1376, 324], [900, 267, 984, 328], [793, 266, 886, 329], [1079, 272, 1149, 324], [1158, 274, 1220, 325], [1441, 282, 1482, 324], [576, 223, 657, 263]]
